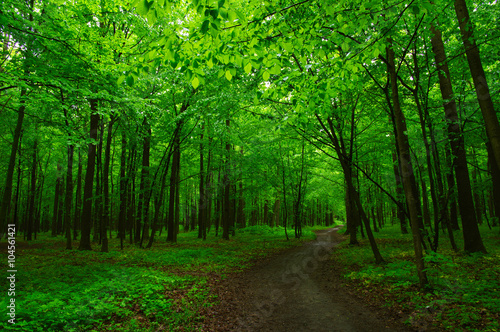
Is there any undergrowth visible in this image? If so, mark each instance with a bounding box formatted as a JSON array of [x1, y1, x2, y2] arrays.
[[0, 225, 321, 331], [332, 224, 500, 331]]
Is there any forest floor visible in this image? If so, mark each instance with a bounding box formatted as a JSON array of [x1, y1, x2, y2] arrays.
[[201, 227, 412, 332]]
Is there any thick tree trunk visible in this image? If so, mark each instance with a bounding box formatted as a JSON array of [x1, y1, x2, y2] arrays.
[[78, 100, 99, 251], [345, 172, 360, 244], [430, 24, 486, 253], [445, 148, 459, 231], [12, 142, 22, 235], [94, 122, 103, 244], [388, 43, 428, 288], [392, 152, 407, 234], [487, 142, 500, 226], [454, 0, 500, 172], [0, 88, 26, 234]]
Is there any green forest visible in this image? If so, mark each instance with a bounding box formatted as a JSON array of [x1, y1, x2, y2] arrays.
[[1, 0, 499, 330]]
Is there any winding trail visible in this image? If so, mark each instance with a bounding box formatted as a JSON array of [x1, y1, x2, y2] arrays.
[[202, 227, 411, 331]]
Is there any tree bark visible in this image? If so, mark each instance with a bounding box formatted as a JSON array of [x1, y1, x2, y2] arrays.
[[1, 88, 26, 234], [63, 99, 73, 250], [78, 100, 99, 251], [388, 43, 428, 288], [101, 118, 114, 252], [118, 134, 127, 249], [167, 127, 181, 243], [198, 123, 206, 239], [74, 149, 83, 240], [26, 139, 37, 241], [454, 0, 500, 172], [52, 164, 62, 237], [65, 143, 73, 249], [223, 119, 231, 240], [430, 23, 486, 253]]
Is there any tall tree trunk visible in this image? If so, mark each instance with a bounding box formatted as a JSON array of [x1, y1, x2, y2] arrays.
[[198, 122, 206, 239], [392, 152, 407, 234], [118, 135, 127, 250], [52, 164, 62, 237], [204, 136, 213, 238], [454, 0, 500, 172], [430, 23, 486, 253], [94, 121, 103, 244], [139, 122, 151, 247], [411, 47, 439, 233], [65, 143, 73, 249], [12, 137, 23, 235], [27, 139, 37, 241], [146, 139, 174, 248], [167, 130, 181, 243], [63, 100, 74, 250], [74, 149, 83, 240], [223, 119, 231, 240], [272, 198, 280, 227], [0, 88, 26, 234], [127, 145, 137, 244], [388, 43, 428, 288], [78, 100, 99, 251], [487, 142, 500, 227], [444, 148, 459, 231], [101, 118, 114, 252]]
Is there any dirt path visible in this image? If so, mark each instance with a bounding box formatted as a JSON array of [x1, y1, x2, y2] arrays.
[[201, 227, 412, 331]]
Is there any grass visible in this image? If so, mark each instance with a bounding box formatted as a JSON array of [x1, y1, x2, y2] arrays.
[[332, 224, 500, 331], [0, 225, 322, 332]]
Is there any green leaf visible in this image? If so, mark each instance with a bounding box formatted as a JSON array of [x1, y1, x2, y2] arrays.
[[147, 49, 156, 60], [341, 41, 349, 52], [192, 76, 200, 89], [282, 42, 293, 53], [228, 10, 237, 22], [225, 70, 233, 81], [218, 0, 225, 8], [263, 71, 270, 81], [117, 75, 126, 85], [270, 64, 281, 75], [244, 62, 252, 74], [135, 0, 152, 16], [235, 10, 246, 23], [126, 75, 134, 87], [219, 8, 228, 20], [210, 9, 219, 20], [201, 20, 210, 34]]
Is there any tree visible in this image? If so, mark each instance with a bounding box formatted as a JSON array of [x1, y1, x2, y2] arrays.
[[79, 101, 99, 251]]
